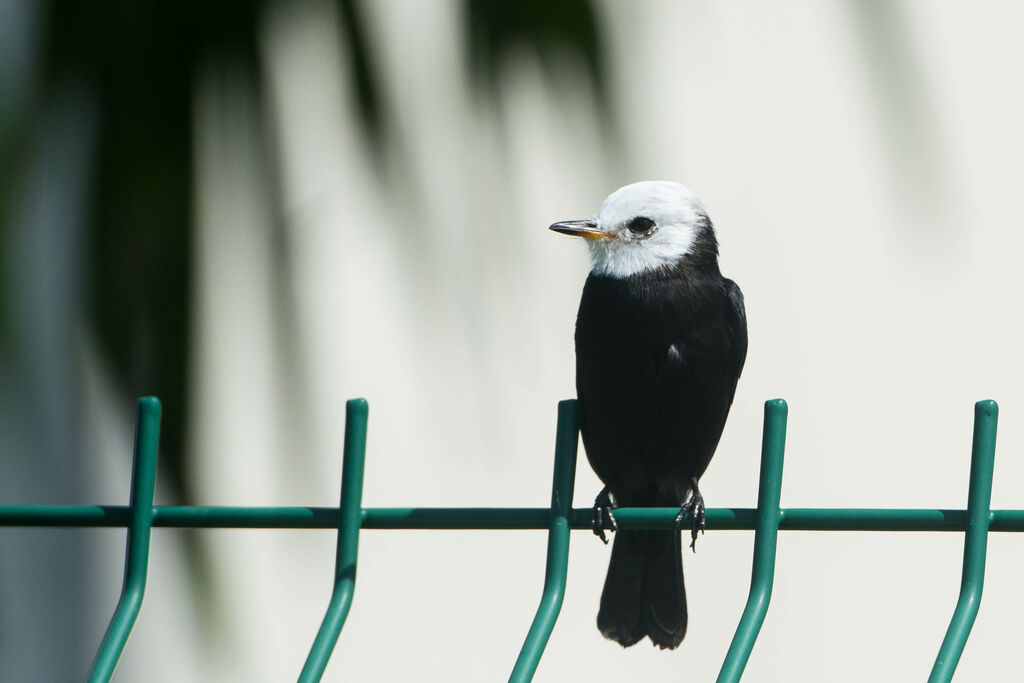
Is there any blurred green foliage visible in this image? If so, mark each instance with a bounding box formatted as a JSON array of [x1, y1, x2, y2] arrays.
[[2, 0, 605, 503], [465, 0, 605, 98]]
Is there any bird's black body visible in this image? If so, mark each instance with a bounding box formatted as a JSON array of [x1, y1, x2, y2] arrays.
[[575, 245, 747, 649]]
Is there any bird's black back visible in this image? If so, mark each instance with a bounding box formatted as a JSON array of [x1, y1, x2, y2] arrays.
[[575, 263, 747, 506]]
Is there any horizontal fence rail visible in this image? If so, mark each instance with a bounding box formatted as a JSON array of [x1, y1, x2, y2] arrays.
[[5, 506, 1024, 532], [0, 397, 1007, 682]]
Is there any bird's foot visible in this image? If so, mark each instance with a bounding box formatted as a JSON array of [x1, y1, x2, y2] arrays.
[[674, 477, 705, 552], [592, 487, 619, 544]]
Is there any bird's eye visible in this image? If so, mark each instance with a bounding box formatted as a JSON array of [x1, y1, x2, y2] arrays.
[[626, 216, 656, 235]]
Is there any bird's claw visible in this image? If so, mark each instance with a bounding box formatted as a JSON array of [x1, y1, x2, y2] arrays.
[[592, 487, 619, 544], [674, 478, 706, 552]]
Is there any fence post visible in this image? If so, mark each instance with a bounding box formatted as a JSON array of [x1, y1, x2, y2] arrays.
[[299, 398, 370, 682], [717, 399, 788, 683], [509, 399, 579, 682], [88, 397, 161, 683], [929, 400, 998, 682]]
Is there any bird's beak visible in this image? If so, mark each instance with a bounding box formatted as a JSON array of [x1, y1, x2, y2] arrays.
[[548, 219, 611, 240]]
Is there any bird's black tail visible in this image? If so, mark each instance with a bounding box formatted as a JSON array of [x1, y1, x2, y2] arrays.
[[597, 530, 687, 650]]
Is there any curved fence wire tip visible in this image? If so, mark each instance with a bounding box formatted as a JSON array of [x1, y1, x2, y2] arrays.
[[299, 398, 369, 683], [929, 400, 998, 683], [509, 399, 580, 683], [87, 397, 162, 683], [718, 398, 788, 683]]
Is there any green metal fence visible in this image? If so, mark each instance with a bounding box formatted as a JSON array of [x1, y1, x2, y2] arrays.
[[0, 396, 1010, 682]]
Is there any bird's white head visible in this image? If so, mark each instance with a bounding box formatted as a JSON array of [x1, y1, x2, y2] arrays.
[[550, 181, 716, 278]]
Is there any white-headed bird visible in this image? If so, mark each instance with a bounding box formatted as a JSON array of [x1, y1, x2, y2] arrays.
[[551, 181, 747, 650]]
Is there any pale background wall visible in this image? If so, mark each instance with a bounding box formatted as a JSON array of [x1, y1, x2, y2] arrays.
[[4, 1, 1024, 681]]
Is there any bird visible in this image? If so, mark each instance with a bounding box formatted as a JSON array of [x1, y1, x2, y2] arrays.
[[550, 181, 747, 650]]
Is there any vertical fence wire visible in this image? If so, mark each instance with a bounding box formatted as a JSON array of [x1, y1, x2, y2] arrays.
[[87, 397, 161, 683], [929, 400, 998, 682], [717, 398, 788, 683], [508, 399, 580, 683], [299, 398, 370, 682]]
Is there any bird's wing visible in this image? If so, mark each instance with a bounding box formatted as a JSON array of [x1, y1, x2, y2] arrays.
[[723, 277, 748, 381]]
